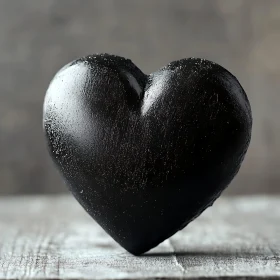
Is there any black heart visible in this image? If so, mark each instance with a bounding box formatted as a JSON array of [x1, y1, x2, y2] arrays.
[[43, 54, 252, 255]]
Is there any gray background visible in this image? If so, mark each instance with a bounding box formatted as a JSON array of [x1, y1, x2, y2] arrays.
[[0, 0, 279, 195]]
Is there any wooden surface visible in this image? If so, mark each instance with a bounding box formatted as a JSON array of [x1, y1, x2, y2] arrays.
[[0, 195, 279, 279]]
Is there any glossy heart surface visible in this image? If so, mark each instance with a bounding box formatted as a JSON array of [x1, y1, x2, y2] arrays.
[[43, 54, 252, 255]]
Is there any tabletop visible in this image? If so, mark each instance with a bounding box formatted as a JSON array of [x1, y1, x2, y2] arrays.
[[0, 195, 279, 280]]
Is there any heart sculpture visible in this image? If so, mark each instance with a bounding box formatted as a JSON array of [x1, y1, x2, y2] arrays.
[[43, 54, 252, 255]]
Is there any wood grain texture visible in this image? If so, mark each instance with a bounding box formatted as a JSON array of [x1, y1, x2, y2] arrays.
[[0, 195, 279, 279]]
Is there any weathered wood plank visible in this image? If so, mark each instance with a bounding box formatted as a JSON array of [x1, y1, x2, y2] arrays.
[[0, 195, 279, 279]]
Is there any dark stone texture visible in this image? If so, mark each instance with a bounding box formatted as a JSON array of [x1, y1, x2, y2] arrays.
[[43, 54, 252, 254]]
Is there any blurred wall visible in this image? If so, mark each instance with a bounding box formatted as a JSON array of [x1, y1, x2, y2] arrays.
[[0, 0, 279, 195]]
